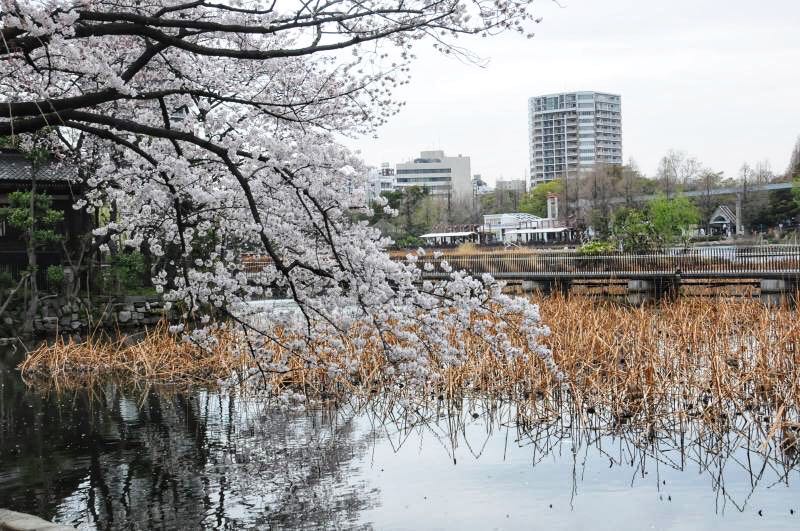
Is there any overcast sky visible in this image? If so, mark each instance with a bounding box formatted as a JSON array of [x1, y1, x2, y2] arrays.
[[351, 0, 800, 186]]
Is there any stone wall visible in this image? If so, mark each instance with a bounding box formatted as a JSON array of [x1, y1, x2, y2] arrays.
[[1, 295, 172, 335]]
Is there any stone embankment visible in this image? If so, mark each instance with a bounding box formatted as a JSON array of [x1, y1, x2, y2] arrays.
[[1, 295, 172, 335], [0, 509, 74, 531]]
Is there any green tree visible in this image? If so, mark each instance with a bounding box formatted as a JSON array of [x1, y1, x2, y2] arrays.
[[747, 189, 799, 230], [367, 187, 430, 242], [647, 195, 700, 247], [611, 207, 654, 253], [0, 191, 64, 246], [0, 189, 64, 331], [519, 180, 562, 218], [412, 195, 444, 232], [479, 192, 498, 214], [395, 186, 429, 235]]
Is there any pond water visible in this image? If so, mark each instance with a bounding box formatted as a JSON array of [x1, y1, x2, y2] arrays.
[[1, 348, 799, 530]]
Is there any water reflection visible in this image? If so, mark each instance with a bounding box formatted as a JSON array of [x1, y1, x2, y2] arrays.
[[2, 345, 800, 530], [1, 348, 377, 529], [324, 398, 800, 530]]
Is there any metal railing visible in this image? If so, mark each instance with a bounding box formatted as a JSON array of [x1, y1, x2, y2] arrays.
[[401, 245, 800, 280], [239, 246, 800, 281]]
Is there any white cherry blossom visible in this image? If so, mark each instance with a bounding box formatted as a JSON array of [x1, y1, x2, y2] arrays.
[[1, 0, 554, 386]]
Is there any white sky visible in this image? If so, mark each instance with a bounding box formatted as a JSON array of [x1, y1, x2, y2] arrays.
[[351, 0, 800, 185]]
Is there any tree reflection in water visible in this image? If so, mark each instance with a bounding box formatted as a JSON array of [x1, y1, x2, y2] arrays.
[[1, 347, 378, 529]]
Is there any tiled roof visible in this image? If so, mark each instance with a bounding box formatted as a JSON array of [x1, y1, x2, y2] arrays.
[[0, 150, 78, 182]]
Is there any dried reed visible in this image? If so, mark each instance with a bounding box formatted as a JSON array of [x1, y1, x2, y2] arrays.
[[19, 297, 800, 440], [20, 322, 250, 390]]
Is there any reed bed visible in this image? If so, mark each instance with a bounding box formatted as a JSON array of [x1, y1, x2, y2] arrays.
[[444, 296, 800, 459], [19, 297, 800, 444], [20, 322, 250, 390]]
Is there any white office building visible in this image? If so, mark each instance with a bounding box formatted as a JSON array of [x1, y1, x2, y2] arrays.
[[395, 150, 472, 204], [528, 91, 622, 188]]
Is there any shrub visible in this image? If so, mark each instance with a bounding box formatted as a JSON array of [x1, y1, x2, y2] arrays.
[[46, 265, 65, 289], [394, 235, 424, 248], [112, 252, 146, 291], [577, 240, 617, 256], [611, 208, 656, 253], [97, 252, 148, 295]]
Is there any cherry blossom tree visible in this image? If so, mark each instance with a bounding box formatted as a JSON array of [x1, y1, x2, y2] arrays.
[[1, 0, 554, 387]]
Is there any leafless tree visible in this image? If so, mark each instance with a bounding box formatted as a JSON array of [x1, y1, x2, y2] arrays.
[[656, 150, 701, 197], [787, 136, 800, 178]]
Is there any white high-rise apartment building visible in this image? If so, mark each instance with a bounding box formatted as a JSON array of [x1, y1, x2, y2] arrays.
[[528, 91, 622, 188], [395, 150, 472, 203]]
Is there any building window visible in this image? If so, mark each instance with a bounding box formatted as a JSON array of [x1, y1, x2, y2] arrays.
[[396, 176, 452, 184], [396, 168, 451, 174]]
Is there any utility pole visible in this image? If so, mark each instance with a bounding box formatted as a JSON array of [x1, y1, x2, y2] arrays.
[[736, 192, 744, 236]]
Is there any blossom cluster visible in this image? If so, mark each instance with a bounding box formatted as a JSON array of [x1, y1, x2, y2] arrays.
[[1, 0, 554, 383]]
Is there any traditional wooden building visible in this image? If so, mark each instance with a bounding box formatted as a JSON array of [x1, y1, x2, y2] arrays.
[[0, 149, 89, 282]]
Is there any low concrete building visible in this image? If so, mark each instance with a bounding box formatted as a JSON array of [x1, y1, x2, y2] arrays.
[[484, 195, 576, 244], [419, 230, 479, 246], [481, 212, 543, 243]]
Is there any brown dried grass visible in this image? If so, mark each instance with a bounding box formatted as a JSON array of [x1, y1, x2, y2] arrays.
[[459, 296, 800, 445], [20, 322, 250, 391], [19, 297, 800, 432]]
